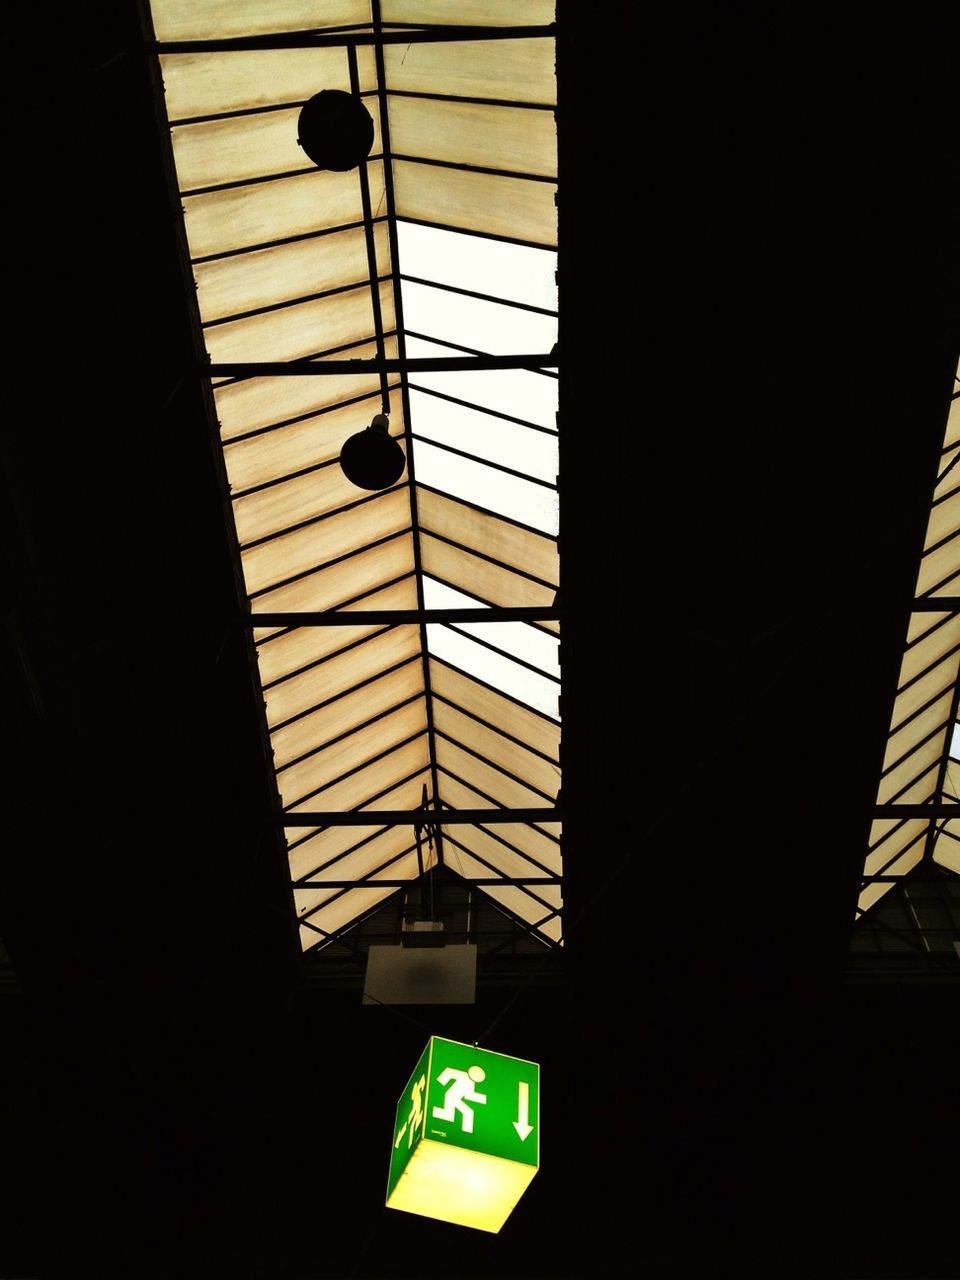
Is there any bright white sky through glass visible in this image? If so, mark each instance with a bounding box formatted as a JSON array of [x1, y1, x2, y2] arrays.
[[423, 580, 558, 723], [398, 223, 557, 310], [398, 223, 560, 725]]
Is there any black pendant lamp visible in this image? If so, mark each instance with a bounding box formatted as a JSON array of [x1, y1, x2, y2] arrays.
[[297, 89, 374, 171], [340, 414, 406, 490]]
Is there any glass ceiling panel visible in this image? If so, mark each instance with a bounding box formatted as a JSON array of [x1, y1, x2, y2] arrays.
[[408, 390, 558, 483], [147, 0, 560, 952], [397, 223, 557, 310], [859, 359, 960, 916]]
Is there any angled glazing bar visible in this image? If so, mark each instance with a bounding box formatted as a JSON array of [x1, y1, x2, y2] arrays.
[[432, 727, 556, 802], [239, 482, 406, 552], [286, 760, 430, 855], [436, 764, 560, 841], [297, 838, 421, 904], [388, 153, 556, 184], [297, 844, 419, 927], [182, 164, 323, 198], [923, 524, 960, 559], [398, 214, 554, 252], [880, 714, 955, 780], [206, 352, 557, 377], [299, 917, 330, 938], [422, 570, 558, 641], [225, 383, 396, 446], [296, 877, 560, 887], [931, 481, 960, 509], [411, 432, 556, 490], [230, 449, 340, 498], [279, 807, 561, 827], [203, 275, 392, 330], [860, 874, 943, 882], [170, 99, 317, 127], [441, 622, 561, 684], [430, 653, 561, 728], [440, 812, 559, 879], [873, 803, 960, 817], [400, 272, 557, 317], [420, 526, 556, 590], [283, 727, 428, 812], [441, 830, 557, 915], [385, 88, 556, 112], [246, 606, 558, 627], [261, 624, 396, 692], [248, 545, 413, 605], [212, 332, 400, 388], [871, 825, 930, 879], [881, 757, 941, 807], [868, 814, 914, 853], [417, 480, 559, 545], [270, 651, 422, 735], [404, 328, 557, 379], [407, 381, 556, 435], [154, 25, 557, 53], [893, 638, 960, 694], [904, 611, 956, 646], [888, 677, 958, 738], [294, 827, 403, 885], [914, 597, 960, 610], [918, 566, 960, 597], [481, 908, 562, 960], [275, 688, 424, 775], [191, 218, 387, 265], [257, 572, 418, 624], [934, 450, 960, 490]]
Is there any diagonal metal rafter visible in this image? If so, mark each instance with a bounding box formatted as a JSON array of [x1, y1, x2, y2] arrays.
[[371, 0, 444, 868]]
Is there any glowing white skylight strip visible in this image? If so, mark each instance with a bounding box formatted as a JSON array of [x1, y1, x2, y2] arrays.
[[398, 222, 557, 310]]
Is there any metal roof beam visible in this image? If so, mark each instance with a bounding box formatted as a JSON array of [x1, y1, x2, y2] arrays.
[[206, 352, 558, 377], [154, 25, 556, 54], [277, 807, 561, 827], [247, 606, 559, 627]]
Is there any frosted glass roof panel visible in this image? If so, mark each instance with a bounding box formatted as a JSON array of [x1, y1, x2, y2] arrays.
[[151, 0, 371, 41], [859, 361, 960, 915], [159, 47, 378, 119], [387, 96, 556, 177], [195, 224, 392, 323], [382, 35, 556, 105]]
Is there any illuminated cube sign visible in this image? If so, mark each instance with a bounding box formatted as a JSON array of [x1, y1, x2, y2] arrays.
[[386, 1036, 540, 1233]]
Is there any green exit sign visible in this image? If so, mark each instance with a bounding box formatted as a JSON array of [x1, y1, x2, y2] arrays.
[[386, 1036, 540, 1233]]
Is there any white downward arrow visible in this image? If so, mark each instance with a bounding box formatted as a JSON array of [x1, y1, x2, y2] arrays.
[[513, 1080, 533, 1141]]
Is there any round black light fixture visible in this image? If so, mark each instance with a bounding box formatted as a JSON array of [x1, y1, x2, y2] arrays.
[[297, 90, 374, 172], [340, 415, 406, 491]]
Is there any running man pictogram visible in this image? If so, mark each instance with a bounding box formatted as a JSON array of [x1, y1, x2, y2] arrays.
[[394, 1074, 426, 1149], [431, 1064, 487, 1134]]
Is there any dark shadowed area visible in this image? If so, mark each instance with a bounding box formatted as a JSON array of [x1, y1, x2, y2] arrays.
[[2, 4, 958, 1279]]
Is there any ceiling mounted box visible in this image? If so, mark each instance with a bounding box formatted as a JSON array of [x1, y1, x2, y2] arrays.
[[363, 943, 477, 1005]]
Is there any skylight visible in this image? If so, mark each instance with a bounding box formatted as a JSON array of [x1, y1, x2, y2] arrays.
[[858, 360, 960, 914], [147, 1, 561, 951]]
